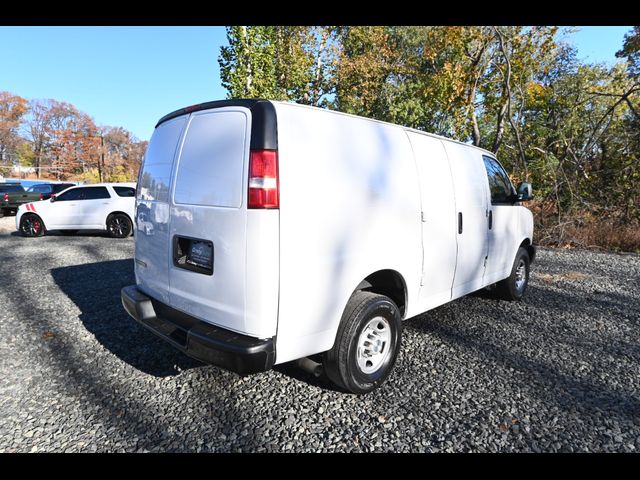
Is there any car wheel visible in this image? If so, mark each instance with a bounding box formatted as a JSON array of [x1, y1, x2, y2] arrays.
[[19, 213, 45, 237], [107, 213, 132, 238], [323, 291, 402, 394], [495, 247, 530, 301]]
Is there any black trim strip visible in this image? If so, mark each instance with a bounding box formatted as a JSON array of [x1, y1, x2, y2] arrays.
[[155, 99, 278, 150]]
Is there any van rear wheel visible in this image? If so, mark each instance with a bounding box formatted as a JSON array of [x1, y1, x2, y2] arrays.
[[323, 291, 402, 394]]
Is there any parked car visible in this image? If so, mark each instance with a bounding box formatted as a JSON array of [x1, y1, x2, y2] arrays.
[[121, 99, 535, 394], [26, 182, 75, 200], [1, 183, 42, 216], [16, 182, 136, 238]]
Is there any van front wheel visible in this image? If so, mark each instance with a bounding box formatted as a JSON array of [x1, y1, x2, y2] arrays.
[[324, 291, 402, 394], [495, 247, 530, 300]]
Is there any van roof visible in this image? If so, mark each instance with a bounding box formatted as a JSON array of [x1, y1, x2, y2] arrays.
[[271, 100, 497, 158], [157, 99, 278, 151], [156, 99, 266, 127], [157, 99, 496, 158]]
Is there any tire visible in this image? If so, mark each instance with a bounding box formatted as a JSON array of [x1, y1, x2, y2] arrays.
[[2, 208, 11, 217], [495, 247, 530, 300], [19, 213, 45, 237], [60, 230, 78, 236], [106, 213, 132, 238], [323, 291, 402, 394]]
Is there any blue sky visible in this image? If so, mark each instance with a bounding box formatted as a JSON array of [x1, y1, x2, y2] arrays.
[[0, 26, 633, 141]]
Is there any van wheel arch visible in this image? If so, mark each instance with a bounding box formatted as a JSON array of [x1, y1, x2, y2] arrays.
[[354, 269, 407, 317], [519, 238, 536, 264]]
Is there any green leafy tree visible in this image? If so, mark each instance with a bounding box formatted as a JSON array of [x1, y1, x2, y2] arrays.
[[218, 26, 337, 105], [617, 26, 640, 78], [219, 26, 278, 98]]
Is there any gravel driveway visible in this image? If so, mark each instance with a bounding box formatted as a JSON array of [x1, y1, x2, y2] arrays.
[[1, 215, 639, 452]]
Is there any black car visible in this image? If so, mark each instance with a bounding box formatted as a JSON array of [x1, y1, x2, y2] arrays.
[[27, 183, 76, 200]]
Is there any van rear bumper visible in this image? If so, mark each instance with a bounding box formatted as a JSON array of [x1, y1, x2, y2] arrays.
[[121, 285, 275, 375]]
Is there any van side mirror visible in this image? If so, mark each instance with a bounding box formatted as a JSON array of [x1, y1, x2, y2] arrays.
[[516, 182, 533, 201], [50, 195, 56, 202]]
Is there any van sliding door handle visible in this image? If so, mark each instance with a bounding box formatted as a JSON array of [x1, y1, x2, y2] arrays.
[[488, 210, 493, 230], [458, 212, 463, 234]]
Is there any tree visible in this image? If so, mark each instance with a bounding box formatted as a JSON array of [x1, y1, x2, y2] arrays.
[[219, 26, 281, 99], [0, 91, 28, 166], [218, 26, 337, 106], [24, 99, 76, 178], [334, 26, 399, 120], [617, 26, 640, 78]]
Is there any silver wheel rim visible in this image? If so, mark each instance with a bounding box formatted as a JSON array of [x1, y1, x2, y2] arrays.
[[515, 259, 527, 291], [356, 316, 392, 374]]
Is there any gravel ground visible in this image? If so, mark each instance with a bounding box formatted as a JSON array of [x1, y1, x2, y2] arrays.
[[0, 214, 16, 233], [1, 214, 639, 452]]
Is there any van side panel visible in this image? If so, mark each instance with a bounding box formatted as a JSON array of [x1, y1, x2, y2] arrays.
[[273, 103, 422, 364], [406, 132, 458, 312]]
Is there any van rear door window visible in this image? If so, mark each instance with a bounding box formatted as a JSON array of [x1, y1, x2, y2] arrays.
[[139, 116, 187, 203], [173, 110, 249, 208]]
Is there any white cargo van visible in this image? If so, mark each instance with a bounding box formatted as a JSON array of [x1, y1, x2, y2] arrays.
[[122, 99, 536, 394]]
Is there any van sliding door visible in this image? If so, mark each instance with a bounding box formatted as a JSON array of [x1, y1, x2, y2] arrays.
[[407, 132, 457, 310], [444, 142, 491, 298]]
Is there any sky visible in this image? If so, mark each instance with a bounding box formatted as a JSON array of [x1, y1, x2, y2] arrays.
[[0, 26, 633, 142]]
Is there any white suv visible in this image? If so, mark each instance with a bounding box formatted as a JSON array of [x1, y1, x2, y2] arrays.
[[16, 182, 136, 238]]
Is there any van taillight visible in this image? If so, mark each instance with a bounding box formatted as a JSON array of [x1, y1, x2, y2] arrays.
[[2, 193, 8, 202], [248, 149, 279, 209], [39, 193, 43, 200]]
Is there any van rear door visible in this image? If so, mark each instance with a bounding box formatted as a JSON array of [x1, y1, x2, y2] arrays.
[[167, 107, 254, 336]]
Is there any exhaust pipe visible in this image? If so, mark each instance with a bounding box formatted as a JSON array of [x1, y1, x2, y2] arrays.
[[297, 357, 323, 377]]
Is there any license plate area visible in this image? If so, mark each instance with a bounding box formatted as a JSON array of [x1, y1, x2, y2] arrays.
[[173, 235, 214, 275]]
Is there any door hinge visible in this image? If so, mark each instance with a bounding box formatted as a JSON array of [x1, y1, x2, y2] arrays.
[[420, 273, 426, 286], [421, 211, 427, 223], [484, 256, 488, 267]]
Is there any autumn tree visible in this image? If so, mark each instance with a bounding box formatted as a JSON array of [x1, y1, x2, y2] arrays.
[[24, 99, 76, 178], [0, 92, 28, 169], [21, 97, 143, 181], [333, 26, 399, 120]]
